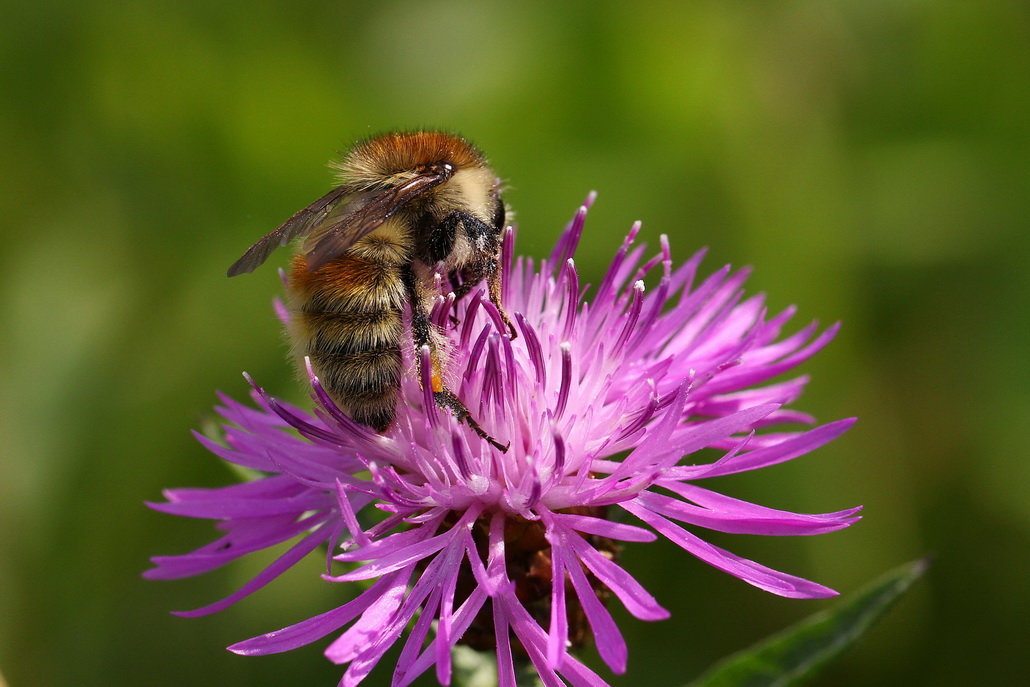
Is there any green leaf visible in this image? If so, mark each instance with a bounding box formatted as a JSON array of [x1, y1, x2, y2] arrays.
[[686, 558, 930, 687], [450, 649, 547, 687], [452, 646, 499, 687]]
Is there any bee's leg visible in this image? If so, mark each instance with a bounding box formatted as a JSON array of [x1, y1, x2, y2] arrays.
[[402, 266, 510, 452], [433, 389, 510, 453], [448, 259, 516, 340], [421, 211, 467, 325], [485, 257, 517, 340], [422, 210, 515, 338], [450, 261, 487, 301], [445, 262, 485, 326]]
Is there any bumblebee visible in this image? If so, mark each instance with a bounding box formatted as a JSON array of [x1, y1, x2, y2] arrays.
[[228, 131, 514, 451]]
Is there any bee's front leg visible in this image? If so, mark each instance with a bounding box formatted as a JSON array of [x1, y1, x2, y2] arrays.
[[432, 388, 510, 453], [449, 259, 488, 301], [425, 210, 516, 339], [448, 258, 517, 340], [402, 266, 509, 452]]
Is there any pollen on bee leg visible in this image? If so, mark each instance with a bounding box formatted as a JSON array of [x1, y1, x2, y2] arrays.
[[417, 345, 440, 426], [420, 343, 445, 394], [427, 333, 449, 393]]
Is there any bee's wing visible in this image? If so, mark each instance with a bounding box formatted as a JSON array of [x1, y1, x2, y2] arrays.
[[304, 170, 451, 272], [226, 185, 351, 277]]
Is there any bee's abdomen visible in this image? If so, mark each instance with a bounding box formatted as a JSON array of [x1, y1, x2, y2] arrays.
[[290, 251, 407, 432], [309, 335, 403, 432], [301, 307, 405, 432]]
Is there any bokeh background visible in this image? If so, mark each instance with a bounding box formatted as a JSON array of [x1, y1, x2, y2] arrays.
[[2, 1, 1028, 685]]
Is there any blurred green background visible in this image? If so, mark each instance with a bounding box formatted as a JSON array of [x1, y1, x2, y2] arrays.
[[2, 1, 1028, 685]]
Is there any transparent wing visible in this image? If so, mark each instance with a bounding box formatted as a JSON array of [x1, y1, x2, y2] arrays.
[[303, 170, 452, 272], [226, 185, 350, 277]]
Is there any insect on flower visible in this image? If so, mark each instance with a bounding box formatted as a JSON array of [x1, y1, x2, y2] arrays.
[[228, 131, 515, 451], [149, 189, 861, 687]]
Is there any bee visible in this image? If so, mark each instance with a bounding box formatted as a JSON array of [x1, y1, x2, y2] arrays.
[[228, 131, 515, 451]]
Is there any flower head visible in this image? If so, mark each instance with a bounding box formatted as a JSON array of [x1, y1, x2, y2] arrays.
[[148, 194, 859, 686]]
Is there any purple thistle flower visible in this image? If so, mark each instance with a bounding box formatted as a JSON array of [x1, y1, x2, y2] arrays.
[[148, 194, 860, 687]]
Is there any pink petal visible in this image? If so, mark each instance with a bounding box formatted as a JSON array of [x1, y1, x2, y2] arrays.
[[564, 530, 669, 621], [229, 572, 405, 655], [623, 501, 838, 598], [566, 545, 627, 673], [551, 513, 657, 542], [637, 488, 861, 536], [172, 520, 340, 617]]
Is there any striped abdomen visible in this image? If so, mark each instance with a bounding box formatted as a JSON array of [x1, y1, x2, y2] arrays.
[[288, 233, 410, 432]]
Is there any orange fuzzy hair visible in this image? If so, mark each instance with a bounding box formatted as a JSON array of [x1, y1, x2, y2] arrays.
[[331, 131, 488, 189]]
